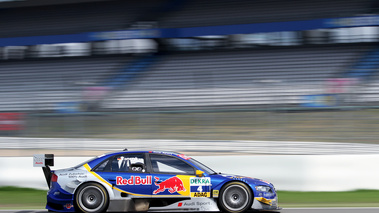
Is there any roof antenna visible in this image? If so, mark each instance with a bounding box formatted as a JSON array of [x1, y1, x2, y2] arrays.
[[123, 148, 128, 151]]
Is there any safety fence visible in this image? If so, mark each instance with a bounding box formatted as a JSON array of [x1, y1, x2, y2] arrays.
[[2, 154, 379, 191], [1, 137, 379, 156]]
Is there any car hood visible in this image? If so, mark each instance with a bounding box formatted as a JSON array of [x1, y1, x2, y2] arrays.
[[211, 173, 274, 188]]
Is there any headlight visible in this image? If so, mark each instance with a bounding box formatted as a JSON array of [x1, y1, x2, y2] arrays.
[[255, 185, 271, 192]]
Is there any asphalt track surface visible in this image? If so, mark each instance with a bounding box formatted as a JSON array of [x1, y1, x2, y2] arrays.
[[2, 208, 379, 213]]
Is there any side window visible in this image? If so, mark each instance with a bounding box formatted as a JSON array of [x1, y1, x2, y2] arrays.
[[111, 154, 146, 173], [94, 159, 111, 172], [149, 154, 195, 175]]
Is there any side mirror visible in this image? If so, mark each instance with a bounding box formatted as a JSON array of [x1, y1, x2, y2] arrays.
[[196, 170, 204, 177]]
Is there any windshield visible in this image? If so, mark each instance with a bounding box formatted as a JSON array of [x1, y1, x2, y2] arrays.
[[188, 158, 216, 174]]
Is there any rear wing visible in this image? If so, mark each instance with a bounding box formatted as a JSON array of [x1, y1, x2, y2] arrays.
[[33, 154, 54, 188]]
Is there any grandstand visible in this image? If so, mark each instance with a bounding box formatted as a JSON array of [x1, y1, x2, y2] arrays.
[[0, 56, 129, 111], [0, 0, 164, 37], [104, 45, 370, 109], [0, 44, 374, 111], [160, 0, 372, 28], [1, 0, 373, 38], [1, 0, 379, 143]]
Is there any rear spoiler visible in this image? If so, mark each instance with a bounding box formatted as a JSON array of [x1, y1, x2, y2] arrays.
[[33, 154, 54, 188]]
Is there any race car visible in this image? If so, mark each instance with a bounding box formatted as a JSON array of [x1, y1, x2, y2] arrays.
[[33, 150, 280, 213]]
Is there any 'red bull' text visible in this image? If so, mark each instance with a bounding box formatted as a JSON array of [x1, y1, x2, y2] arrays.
[[116, 176, 152, 185]]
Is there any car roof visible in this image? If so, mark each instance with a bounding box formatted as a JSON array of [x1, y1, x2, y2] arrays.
[[90, 150, 192, 166], [82, 149, 208, 174], [101, 150, 183, 157]]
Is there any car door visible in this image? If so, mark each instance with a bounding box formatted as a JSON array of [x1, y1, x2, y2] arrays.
[[148, 153, 197, 197], [94, 153, 152, 197]]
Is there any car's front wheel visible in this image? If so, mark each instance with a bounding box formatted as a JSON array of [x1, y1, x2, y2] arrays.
[[218, 182, 253, 213], [75, 183, 109, 213]]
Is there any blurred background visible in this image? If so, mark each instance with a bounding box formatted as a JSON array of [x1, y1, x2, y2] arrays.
[[1, 0, 379, 155], [2, 0, 379, 209]]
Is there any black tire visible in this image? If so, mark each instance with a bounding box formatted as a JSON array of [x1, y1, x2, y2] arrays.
[[75, 183, 109, 213], [218, 182, 253, 213]]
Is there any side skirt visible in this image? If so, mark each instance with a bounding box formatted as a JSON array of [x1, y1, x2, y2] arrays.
[[107, 199, 150, 212], [149, 197, 219, 212]]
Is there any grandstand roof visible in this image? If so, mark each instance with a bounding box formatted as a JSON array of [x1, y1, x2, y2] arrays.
[[0, 0, 108, 8]]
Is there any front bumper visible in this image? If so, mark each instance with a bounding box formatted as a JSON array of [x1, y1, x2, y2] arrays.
[[252, 196, 281, 211]]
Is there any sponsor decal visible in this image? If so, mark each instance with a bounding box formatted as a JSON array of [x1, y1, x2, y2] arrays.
[[181, 202, 195, 207], [193, 192, 208, 197], [177, 201, 216, 210], [116, 176, 152, 185], [213, 190, 219, 197], [190, 177, 211, 185], [68, 172, 87, 179], [197, 201, 217, 211], [190, 177, 211, 197], [84, 164, 151, 197], [33, 154, 45, 167], [64, 203, 73, 209], [117, 157, 144, 164], [178, 154, 191, 160], [153, 176, 186, 194]]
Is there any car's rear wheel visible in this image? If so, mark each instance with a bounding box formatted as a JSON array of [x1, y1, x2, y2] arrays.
[[75, 183, 109, 213], [218, 182, 253, 213]]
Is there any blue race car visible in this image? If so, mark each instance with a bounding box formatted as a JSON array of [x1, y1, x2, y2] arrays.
[[34, 150, 280, 213]]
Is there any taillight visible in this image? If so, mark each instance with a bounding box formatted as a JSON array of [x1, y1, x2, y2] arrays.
[[51, 173, 58, 182]]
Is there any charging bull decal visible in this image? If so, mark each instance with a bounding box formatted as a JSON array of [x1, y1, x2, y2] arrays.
[[153, 176, 186, 194]]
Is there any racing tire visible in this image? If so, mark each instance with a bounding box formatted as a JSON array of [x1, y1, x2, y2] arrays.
[[75, 183, 109, 213], [218, 182, 253, 213]]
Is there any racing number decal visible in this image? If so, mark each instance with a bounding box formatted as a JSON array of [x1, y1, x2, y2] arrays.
[[151, 176, 212, 197], [190, 177, 211, 197]]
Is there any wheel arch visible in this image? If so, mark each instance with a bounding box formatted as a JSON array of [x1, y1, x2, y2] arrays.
[[217, 180, 255, 213], [218, 180, 255, 198], [74, 181, 111, 213], [74, 180, 114, 200]]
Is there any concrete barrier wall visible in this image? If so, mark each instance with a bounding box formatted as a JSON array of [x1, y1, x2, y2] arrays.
[[1, 154, 379, 191]]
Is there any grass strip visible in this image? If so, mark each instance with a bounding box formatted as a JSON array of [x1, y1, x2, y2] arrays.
[[278, 190, 379, 207], [0, 186, 47, 209], [1, 187, 379, 209]]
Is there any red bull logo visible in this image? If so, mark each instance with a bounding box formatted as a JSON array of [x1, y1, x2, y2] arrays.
[[116, 176, 152, 185], [153, 176, 186, 194], [64, 203, 73, 209]]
